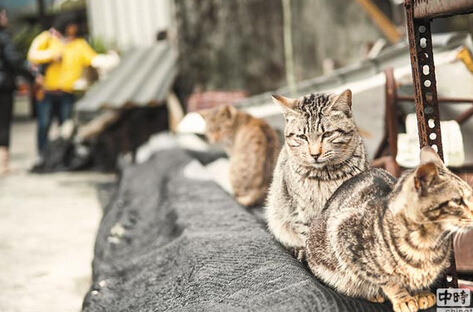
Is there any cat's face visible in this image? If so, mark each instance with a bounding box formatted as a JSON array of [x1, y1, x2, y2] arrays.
[[199, 105, 237, 143], [399, 147, 473, 233], [272, 90, 359, 168]]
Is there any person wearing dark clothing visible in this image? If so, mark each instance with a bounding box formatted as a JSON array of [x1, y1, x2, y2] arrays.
[[0, 6, 35, 174], [0, 92, 13, 147]]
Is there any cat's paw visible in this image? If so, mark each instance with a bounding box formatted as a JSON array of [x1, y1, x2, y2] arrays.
[[367, 295, 385, 303], [236, 195, 257, 207], [414, 291, 436, 310], [292, 248, 306, 261], [392, 297, 418, 312]]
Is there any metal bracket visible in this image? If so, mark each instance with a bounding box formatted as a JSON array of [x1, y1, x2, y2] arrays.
[[405, 0, 443, 158], [405, 0, 457, 288]]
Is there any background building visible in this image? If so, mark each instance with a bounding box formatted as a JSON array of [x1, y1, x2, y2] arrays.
[[86, 0, 172, 50]]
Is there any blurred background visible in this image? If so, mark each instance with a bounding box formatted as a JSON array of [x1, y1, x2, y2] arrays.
[[1, 0, 473, 311]]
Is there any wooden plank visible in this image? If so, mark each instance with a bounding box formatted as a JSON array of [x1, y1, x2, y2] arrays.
[[355, 0, 401, 44]]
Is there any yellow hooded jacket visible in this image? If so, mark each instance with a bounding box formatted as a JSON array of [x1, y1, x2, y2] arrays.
[[27, 31, 97, 93]]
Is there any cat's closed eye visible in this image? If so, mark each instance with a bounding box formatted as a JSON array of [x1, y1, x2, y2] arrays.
[[323, 131, 335, 138], [296, 134, 308, 141], [452, 198, 465, 206]]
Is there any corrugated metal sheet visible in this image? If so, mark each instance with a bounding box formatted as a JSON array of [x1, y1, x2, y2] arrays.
[[76, 42, 177, 112], [86, 0, 172, 50]]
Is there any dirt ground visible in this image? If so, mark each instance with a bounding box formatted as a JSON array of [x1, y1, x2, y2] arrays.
[[0, 120, 116, 312]]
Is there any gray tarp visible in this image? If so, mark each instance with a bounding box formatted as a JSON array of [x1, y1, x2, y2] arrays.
[[82, 148, 433, 312]]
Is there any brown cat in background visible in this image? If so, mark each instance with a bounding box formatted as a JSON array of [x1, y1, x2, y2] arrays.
[[306, 146, 473, 312], [199, 105, 280, 207]]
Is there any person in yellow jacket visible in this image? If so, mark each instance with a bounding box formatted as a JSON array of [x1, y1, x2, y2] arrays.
[[28, 12, 97, 154]]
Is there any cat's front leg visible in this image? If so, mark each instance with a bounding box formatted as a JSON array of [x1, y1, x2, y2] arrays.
[[266, 210, 305, 250], [413, 290, 435, 310], [381, 285, 418, 312], [291, 220, 309, 260], [293, 219, 310, 240]]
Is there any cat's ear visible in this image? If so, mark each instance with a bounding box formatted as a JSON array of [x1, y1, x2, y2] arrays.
[[272, 94, 298, 115], [326, 89, 352, 117], [419, 145, 444, 167], [221, 104, 237, 118], [414, 162, 438, 194], [415, 146, 444, 193]]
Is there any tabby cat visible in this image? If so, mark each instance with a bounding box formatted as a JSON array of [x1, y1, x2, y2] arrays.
[[266, 89, 369, 257], [199, 104, 280, 207], [306, 146, 473, 312]]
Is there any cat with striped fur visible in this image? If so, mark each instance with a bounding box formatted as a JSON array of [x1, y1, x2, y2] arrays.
[[266, 89, 369, 258], [306, 147, 473, 312]]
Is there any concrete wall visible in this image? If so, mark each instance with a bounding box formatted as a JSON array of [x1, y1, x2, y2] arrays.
[[173, 0, 384, 99]]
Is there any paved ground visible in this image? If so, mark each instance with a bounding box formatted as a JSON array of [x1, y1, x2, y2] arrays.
[[0, 120, 116, 312]]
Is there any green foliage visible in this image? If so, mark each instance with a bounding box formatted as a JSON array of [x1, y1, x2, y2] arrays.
[[88, 36, 116, 54], [57, 0, 86, 12]]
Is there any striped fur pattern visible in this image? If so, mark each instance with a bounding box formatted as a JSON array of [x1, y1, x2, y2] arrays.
[[199, 105, 280, 207], [306, 147, 473, 312], [266, 89, 369, 256]]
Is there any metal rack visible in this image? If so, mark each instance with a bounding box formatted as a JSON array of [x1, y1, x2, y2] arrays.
[[404, 0, 473, 288]]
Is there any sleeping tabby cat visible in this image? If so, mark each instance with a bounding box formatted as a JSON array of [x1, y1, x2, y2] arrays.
[[306, 146, 473, 312], [199, 105, 280, 207], [266, 89, 369, 257]]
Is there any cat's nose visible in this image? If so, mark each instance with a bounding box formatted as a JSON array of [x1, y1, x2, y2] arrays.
[[311, 153, 321, 161]]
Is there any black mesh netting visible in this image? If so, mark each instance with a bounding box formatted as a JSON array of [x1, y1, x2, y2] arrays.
[[83, 148, 434, 312]]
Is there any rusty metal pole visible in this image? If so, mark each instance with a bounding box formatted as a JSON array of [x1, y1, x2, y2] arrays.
[[405, 0, 443, 158], [405, 0, 457, 288], [385, 68, 399, 160]]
